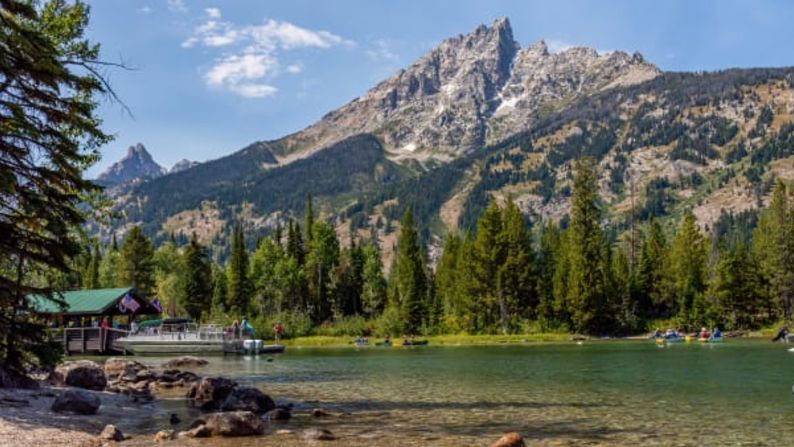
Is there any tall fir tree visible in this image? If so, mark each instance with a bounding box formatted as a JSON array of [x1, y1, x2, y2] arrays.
[[637, 217, 671, 319], [473, 201, 504, 331], [498, 199, 536, 332], [99, 241, 121, 288], [226, 224, 252, 316], [360, 243, 387, 317], [120, 226, 155, 297], [305, 193, 315, 246], [536, 221, 561, 326], [182, 234, 213, 321], [670, 213, 708, 327], [305, 221, 340, 322], [566, 158, 613, 333], [287, 219, 305, 266], [390, 208, 427, 333], [211, 264, 228, 316], [84, 242, 101, 290]]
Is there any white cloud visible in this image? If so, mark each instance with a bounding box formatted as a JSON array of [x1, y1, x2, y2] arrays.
[[546, 39, 574, 54], [205, 7, 221, 19], [365, 39, 399, 62], [183, 13, 352, 98], [137, 5, 152, 15], [166, 0, 187, 13]]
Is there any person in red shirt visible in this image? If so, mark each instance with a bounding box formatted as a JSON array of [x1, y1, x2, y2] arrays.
[[100, 317, 110, 329], [273, 322, 283, 343]]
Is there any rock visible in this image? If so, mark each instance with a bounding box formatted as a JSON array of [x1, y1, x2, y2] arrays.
[[264, 407, 292, 421], [154, 430, 175, 442], [51, 389, 100, 415], [490, 432, 526, 447], [192, 411, 264, 437], [311, 408, 331, 417], [180, 424, 212, 438], [221, 386, 276, 414], [99, 424, 124, 441], [186, 377, 237, 411], [163, 356, 208, 369], [103, 358, 148, 382], [169, 413, 181, 425], [301, 428, 336, 441], [53, 360, 106, 391]]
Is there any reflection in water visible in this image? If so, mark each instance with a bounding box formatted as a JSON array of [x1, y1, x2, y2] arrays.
[[128, 341, 793, 446]]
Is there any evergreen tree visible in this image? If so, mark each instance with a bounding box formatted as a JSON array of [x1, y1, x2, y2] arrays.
[[536, 221, 561, 326], [767, 181, 794, 320], [152, 240, 184, 316], [709, 240, 763, 329], [211, 265, 228, 316], [84, 242, 101, 289], [361, 243, 387, 317], [286, 219, 305, 266], [637, 217, 671, 318], [99, 242, 122, 288], [436, 234, 462, 329], [250, 237, 284, 314], [390, 208, 427, 333], [305, 221, 340, 322], [182, 234, 213, 321], [226, 224, 252, 316], [566, 158, 613, 333], [120, 226, 156, 296], [670, 213, 708, 327], [498, 200, 536, 332], [473, 201, 504, 332], [305, 193, 315, 246]]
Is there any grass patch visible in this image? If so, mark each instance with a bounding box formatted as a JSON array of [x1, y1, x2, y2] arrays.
[[281, 333, 572, 348]]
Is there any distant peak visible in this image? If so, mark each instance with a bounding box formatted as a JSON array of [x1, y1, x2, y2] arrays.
[[527, 39, 549, 57]]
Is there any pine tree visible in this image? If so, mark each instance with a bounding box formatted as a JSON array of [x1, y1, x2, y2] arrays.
[[497, 200, 536, 332], [361, 243, 387, 317], [182, 234, 213, 321], [637, 217, 671, 319], [536, 221, 561, 326], [670, 213, 708, 327], [286, 219, 305, 266], [120, 226, 156, 296], [473, 201, 504, 331], [227, 224, 253, 316], [211, 265, 228, 316], [251, 237, 284, 314], [305, 193, 315, 246], [566, 158, 613, 333], [435, 234, 461, 329], [709, 240, 763, 329], [767, 181, 794, 320], [153, 240, 185, 316], [390, 208, 427, 333], [305, 221, 340, 322]]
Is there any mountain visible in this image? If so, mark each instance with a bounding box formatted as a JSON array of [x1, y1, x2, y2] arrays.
[[170, 159, 199, 174], [96, 143, 166, 186], [96, 18, 794, 263]]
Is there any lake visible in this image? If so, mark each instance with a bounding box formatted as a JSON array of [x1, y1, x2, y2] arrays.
[[130, 340, 794, 446]]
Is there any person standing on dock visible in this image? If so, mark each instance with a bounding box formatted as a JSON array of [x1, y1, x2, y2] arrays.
[[274, 322, 283, 343]]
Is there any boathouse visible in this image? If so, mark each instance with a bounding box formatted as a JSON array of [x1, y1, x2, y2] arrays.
[[29, 288, 161, 354]]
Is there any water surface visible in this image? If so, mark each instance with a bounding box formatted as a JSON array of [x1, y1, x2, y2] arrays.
[[134, 340, 794, 446]]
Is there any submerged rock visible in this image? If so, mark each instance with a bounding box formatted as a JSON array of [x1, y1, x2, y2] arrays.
[[99, 424, 125, 441], [163, 356, 208, 369], [51, 389, 100, 415], [301, 427, 336, 441], [221, 386, 275, 413], [53, 360, 106, 390], [186, 377, 237, 411], [264, 407, 292, 421], [190, 411, 264, 437], [490, 432, 526, 447]]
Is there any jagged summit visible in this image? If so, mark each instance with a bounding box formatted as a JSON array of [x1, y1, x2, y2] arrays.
[[97, 143, 166, 185], [276, 17, 659, 163], [170, 158, 199, 174]]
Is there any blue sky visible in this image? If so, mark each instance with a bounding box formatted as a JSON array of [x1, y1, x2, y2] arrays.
[[85, 0, 794, 177]]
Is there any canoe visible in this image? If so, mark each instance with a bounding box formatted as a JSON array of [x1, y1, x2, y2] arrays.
[[401, 340, 429, 346], [655, 336, 684, 344], [375, 341, 392, 347]]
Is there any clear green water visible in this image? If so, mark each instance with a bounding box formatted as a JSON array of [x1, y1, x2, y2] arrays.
[[134, 340, 794, 446]]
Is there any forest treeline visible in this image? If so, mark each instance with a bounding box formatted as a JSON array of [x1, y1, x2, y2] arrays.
[[72, 158, 794, 337]]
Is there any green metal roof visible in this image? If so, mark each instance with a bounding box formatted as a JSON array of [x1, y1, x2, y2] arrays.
[[29, 288, 133, 314]]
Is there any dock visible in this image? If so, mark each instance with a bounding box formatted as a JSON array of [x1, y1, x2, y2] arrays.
[[59, 327, 130, 355]]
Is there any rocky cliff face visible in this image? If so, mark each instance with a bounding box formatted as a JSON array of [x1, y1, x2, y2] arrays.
[[276, 17, 659, 163], [169, 159, 199, 174], [97, 143, 166, 185]]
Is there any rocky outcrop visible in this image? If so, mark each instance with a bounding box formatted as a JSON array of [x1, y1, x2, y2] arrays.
[[220, 387, 276, 413], [103, 358, 147, 382], [162, 356, 208, 369], [186, 377, 237, 411], [169, 159, 199, 174], [154, 430, 176, 442], [104, 359, 199, 399], [53, 360, 107, 391], [186, 411, 264, 437], [51, 389, 101, 415], [97, 143, 166, 186], [490, 432, 526, 447]]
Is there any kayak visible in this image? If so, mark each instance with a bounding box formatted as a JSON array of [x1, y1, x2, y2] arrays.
[[699, 337, 723, 343], [655, 336, 684, 344], [375, 341, 392, 347]]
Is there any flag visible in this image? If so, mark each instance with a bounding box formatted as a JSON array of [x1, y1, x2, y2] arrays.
[[121, 294, 140, 313], [151, 296, 163, 313]]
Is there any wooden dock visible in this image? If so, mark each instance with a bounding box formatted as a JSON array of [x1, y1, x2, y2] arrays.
[[58, 327, 130, 355]]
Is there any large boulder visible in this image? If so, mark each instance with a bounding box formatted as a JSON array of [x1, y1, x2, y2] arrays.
[[490, 432, 526, 447], [51, 389, 100, 415], [220, 386, 276, 414], [103, 358, 148, 382], [186, 377, 237, 411], [53, 360, 106, 390], [163, 356, 208, 369], [191, 411, 264, 437]]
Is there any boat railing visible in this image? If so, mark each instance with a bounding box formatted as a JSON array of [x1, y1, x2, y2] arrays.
[[129, 322, 228, 341]]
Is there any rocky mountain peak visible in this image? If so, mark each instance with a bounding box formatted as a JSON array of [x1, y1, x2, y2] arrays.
[[97, 143, 166, 186], [169, 158, 199, 174], [277, 17, 660, 163]]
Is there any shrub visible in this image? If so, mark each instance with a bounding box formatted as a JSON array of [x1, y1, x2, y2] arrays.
[[251, 310, 313, 339]]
